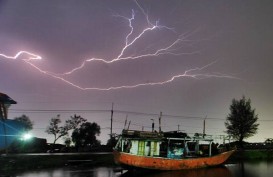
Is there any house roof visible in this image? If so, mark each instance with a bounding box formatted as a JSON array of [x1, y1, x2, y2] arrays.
[[0, 92, 17, 104]]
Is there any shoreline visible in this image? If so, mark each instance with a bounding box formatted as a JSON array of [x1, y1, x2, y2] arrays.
[[1, 150, 273, 174], [227, 149, 273, 162], [0, 152, 116, 174]]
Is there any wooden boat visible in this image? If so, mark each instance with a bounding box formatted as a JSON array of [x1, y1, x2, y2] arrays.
[[113, 130, 235, 170]]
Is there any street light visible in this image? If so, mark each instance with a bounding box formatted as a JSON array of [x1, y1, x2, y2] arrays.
[[21, 133, 33, 141]]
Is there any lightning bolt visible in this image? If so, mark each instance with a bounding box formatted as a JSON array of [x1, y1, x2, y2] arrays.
[[74, 62, 239, 91], [59, 9, 197, 76], [0, 51, 238, 91], [0, 51, 42, 61], [0, 4, 238, 91]]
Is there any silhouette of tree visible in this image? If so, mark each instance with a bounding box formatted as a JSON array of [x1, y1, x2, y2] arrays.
[[45, 115, 65, 144], [64, 137, 72, 147], [45, 114, 86, 144], [65, 114, 86, 129], [106, 135, 118, 148], [225, 96, 259, 148], [14, 114, 33, 132], [72, 122, 101, 149]]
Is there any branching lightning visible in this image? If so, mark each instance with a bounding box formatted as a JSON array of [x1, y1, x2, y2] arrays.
[[0, 51, 42, 61], [0, 49, 238, 91], [60, 9, 197, 76], [0, 2, 238, 91]]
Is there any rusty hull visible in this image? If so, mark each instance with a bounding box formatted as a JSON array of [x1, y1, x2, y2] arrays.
[[113, 150, 235, 170]]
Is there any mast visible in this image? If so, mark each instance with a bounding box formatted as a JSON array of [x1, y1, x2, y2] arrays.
[[127, 120, 131, 130], [151, 119, 154, 132], [123, 115, 128, 130], [203, 116, 207, 138]]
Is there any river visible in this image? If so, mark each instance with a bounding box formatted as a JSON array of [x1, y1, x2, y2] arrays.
[[9, 161, 273, 177]]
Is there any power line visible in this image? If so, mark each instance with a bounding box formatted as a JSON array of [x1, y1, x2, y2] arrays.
[[9, 108, 273, 122], [9, 109, 111, 114]]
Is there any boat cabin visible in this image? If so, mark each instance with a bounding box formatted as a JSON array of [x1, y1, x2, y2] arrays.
[[115, 130, 217, 159]]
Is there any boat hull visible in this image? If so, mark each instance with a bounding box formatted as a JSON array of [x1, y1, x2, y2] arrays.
[[113, 149, 235, 170]]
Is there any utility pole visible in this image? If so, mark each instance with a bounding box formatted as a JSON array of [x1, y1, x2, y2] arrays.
[[177, 124, 180, 132], [110, 103, 114, 137], [159, 112, 162, 132]]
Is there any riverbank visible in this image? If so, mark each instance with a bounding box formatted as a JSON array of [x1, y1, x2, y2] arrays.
[[1, 150, 273, 174], [0, 152, 116, 175], [228, 149, 273, 162]]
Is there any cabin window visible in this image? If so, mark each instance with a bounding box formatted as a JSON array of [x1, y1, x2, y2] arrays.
[[160, 141, 168, 157], [145, 141, 151, 156], [123, 140, 131, 153], [186, 142, 197, 155], [152, 142, 156, 154], [130, 141, 138, 154], [167, 141, 184, 159], [152, 142, 159, 156], [137, 141, 145, 156]]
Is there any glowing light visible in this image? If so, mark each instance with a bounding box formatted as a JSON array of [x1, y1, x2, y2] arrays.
[[21, 133, 33, 141]]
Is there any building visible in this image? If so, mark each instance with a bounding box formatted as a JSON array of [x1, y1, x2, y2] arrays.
[[0, 92, 24, 151]]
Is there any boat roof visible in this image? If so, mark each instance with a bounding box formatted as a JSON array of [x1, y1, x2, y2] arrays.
[[121, 130, 214, 142], [122, 130, 164, 139]]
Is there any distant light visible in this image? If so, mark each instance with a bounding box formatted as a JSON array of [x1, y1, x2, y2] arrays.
[[22, 133, 33, 141]]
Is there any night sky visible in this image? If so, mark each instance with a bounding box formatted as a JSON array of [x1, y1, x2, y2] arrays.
[[1, 0, 273, 144]]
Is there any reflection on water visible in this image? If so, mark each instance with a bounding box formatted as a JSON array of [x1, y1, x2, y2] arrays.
[[120, 166, 231, 177], [10, 161, 273, 177], [16, 167, 116, 177], [227, 161, 273, 177]]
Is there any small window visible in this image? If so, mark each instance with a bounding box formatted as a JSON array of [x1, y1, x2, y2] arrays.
[[138, 141, 145, 155]]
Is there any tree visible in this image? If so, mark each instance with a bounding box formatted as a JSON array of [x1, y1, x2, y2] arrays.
[[45, 115, 65, 144], [72, 122, 101, 149], [65, 114, 86, 129], [64, 137, 72, 147], [45, 114, 86, 144], [14, 114, 33, 132], [106, 135, 118, 148], [225, 96, 259, 148]]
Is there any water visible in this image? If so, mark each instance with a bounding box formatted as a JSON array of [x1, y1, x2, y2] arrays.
[[7, 161, 273, 177]]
